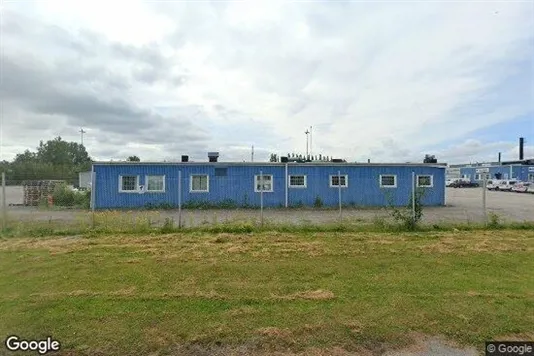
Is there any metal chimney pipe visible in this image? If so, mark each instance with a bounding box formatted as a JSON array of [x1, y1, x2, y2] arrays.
[[498, 152, 501, 163], [519, 137, 524, 160]]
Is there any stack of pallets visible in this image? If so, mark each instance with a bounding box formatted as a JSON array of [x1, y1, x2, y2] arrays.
[[22, 180, 65, 206]]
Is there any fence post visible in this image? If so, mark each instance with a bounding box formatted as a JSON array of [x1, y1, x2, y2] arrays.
[[482, 175, 487, 225], [411, 171, 416, 225], [338, 170, 342, 222], [285, 163, 288, 208], [2, 172, 6, 231], [90, 166, 96, 228], [260, 170, 264, 226], [178, 170, 182, 228]]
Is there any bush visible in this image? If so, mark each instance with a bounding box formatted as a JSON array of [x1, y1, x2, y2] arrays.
[[386, 188, 425, 231], [314, 196, 323, 208], [51, 184, 90, 208]]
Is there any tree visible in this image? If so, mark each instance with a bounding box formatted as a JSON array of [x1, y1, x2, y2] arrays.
[[36, 136, 92, 166], [4, 136, 93, 185], [127, 156, 141, 162]]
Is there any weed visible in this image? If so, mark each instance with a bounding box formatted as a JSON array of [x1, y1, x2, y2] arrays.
[[313, 196, 323, 208]]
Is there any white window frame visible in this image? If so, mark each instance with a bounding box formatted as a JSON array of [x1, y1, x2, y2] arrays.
[[379, 174, 397, 188], [528, 173, 534, 182], [190, 174, 209, 193], [417, 175, 434, 188], [119, 175, 139, 193], [254, 174, 274, 192], [288, 175, 307, 188], [145, 175, 165, 192], [329, 174, 348, 188], [475, 174, 481, 181]]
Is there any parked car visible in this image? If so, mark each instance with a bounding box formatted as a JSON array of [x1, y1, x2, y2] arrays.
[[512, 182, 531, 193], [489, 180, 518, 191], [450, 179, 479, 188], [527, 184, 534, 194], [446, 178, 460, 187]]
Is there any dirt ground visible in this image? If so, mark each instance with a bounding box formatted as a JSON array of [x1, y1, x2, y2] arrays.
[[3, 187, 534, 226]]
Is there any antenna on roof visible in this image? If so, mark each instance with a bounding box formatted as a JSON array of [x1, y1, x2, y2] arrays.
[[251, 145, 254, 162]]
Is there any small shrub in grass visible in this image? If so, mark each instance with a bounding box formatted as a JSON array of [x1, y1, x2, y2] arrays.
[[487, 212, 501, 228], [314, 196, 323, 208], [160, 217, 175, 233]]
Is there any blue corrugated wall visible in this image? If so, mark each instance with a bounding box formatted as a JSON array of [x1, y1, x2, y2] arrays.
[[459, 165, 534, 182], [93, 163, 446, 209]]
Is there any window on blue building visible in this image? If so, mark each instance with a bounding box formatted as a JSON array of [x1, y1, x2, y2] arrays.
[[289, 175, 306, 188], [417, 175, 433, 187], [190, 175, 209, 192], [330, 175, 348, 187], [146, 175, 165, 192], [255, 175, 273, 192], [119, 175, 138, 192], [380, 175, 397, 188]]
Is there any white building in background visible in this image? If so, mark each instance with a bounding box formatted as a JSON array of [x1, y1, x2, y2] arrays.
[[78, 171, 92, 189]]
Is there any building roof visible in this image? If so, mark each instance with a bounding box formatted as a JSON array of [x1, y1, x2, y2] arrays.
[[93, 161, 447, 168]]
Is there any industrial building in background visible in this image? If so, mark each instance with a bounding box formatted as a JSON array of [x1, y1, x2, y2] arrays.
[[91, 152, 446, 209], [446, 137, 534, 182]]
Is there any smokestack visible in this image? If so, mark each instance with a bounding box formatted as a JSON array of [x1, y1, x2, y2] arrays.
[[498, 152, 501, 163], [367, 158, 370, 163], [519, 137, 524, 160]]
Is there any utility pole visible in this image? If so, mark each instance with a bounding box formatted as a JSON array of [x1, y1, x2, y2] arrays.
[[309, 126, 313, 156], [79, 128, 86, 146], [305, 129, 310, 156]]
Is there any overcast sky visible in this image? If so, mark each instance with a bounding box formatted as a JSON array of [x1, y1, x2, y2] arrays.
[[1, 1, 533, 164]]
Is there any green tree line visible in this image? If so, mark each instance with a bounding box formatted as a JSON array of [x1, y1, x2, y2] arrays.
[[0, 137, 93, 185]]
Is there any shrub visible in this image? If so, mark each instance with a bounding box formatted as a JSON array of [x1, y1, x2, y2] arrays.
[[52, 184, 90, 208], [314, 196, 323, 208], [386, 188, 425, 231]]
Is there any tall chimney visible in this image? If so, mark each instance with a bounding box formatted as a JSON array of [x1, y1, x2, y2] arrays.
[[519, 137, 524, 160], [498, 152, 501, 163]]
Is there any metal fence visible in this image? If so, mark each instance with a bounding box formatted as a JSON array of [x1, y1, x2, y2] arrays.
[[1, 172, 533, 232]]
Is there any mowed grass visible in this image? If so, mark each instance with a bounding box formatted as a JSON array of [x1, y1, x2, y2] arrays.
[[0, 230, 533, 355]]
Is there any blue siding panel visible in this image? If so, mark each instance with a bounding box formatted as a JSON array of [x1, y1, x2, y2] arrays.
[[94, 163, 446, 209], [459, 165, 534, 182]]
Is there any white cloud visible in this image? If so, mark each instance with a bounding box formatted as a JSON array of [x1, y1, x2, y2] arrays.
[[1, 1, 533, 163]]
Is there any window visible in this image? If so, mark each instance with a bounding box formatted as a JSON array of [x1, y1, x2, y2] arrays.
[[380, 175, 397, 188], [475, 174, 480, 180], [417, 175, 433, 187], [289, 175, 307, 188], [119, 175, 138, 192], [215, 168, 227, 176], [529, 173, 534, 182], [504, 173, 509, 179], [146, 175, 165, 192], [190, 175, 209, 192], [330, 175, 348, 187], [255, 175, 273, 192]]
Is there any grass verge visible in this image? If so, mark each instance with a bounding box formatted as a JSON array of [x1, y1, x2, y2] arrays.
[[0, 229, 533, 355]]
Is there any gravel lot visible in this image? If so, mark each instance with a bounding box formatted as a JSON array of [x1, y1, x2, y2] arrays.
[[3, 187, 533, 226]]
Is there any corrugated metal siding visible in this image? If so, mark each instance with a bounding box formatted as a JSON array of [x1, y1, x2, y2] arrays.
[[94, 164, 445, 209], [460, 165, 534, 182]]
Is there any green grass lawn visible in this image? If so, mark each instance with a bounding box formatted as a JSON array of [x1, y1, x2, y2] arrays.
[[0, 230, 533, 355]]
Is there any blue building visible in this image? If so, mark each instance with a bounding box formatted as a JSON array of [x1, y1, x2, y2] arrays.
[[91, 162, 446, 209], [447, 160, 534, 183]]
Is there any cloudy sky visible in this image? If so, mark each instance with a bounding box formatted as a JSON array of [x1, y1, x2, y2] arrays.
[[1, 0, 533, 164]]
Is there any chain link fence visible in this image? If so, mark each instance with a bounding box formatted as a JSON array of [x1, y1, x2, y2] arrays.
[[1, 172, 533, 234]]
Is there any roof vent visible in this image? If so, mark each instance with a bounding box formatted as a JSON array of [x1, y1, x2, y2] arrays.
[[208, 152, 219, 163]]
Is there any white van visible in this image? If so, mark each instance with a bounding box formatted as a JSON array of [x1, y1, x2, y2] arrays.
[[489, 180, 518, 191]]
